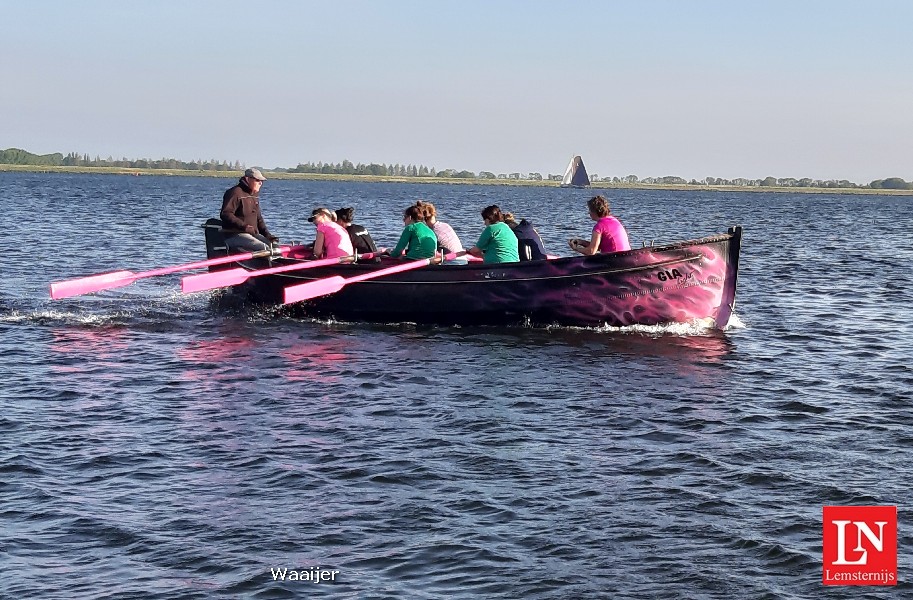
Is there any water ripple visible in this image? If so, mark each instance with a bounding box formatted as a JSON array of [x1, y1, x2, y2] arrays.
[[2, 177, 912, 598]]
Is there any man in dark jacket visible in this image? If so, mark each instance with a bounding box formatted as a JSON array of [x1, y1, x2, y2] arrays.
[[220, 168, 277, 253]]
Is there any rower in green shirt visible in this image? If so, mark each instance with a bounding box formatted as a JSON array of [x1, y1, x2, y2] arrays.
[[390, 204, 438, 259], [467, 205, 520, 264]]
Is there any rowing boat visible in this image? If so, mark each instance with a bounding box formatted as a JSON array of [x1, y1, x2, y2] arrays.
[[202, 219, 742, 328]]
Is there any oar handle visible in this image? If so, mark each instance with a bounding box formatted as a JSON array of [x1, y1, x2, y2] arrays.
[[345, 257, 434, 284], [140, 245, 302, 277], [179, 250, 389, 294], [243, 250, 387, 277], [283, 252, 441, 304], [246, 249, 390, 276]]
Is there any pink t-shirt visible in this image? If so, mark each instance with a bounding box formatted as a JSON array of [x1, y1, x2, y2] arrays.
[[317, 221, 354, 258], [432, 221, 463, 252], [593, 216, 631, 253]]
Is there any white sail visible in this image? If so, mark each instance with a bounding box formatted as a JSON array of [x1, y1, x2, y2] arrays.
[[560, 155, 590, 187], [561, 156, 575, 186]]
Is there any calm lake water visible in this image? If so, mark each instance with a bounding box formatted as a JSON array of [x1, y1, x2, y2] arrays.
[[2, 172, 911, 599]]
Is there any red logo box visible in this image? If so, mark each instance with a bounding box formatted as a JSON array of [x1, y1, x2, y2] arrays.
[[823, 505, 897, 585]]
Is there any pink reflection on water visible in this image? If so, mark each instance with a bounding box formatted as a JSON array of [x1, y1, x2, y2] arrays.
[[47, 327, 132, 410], [281, 340, 351, 383], [49, 326, 130, 357], [175, 335, 353, 385], [177, 337, 258, 364], [175, 336, 260, 389], [48, 327, 130, 379]]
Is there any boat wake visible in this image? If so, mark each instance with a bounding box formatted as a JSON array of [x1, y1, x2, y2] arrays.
[[725, 313, 747, 330], [546, 315, 744, 337], [0, 292, 208, 328], [0, 309, 120, 327], [4, 285, 747, 340], [257, 313, 746, 339]]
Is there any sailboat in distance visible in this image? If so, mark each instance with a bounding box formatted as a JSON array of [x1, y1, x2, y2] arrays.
[[560, 155, 590, 188]]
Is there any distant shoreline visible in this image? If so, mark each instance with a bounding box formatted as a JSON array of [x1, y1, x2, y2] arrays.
[[2, 164, 911, 195]]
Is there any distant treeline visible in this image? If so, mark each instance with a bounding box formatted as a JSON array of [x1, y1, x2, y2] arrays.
[[627, 175, 913, 190], [2, 147, 911, 189], [285, 161, 542, 181], [0, 148, 241, 172], [283, 160, 474, 178]]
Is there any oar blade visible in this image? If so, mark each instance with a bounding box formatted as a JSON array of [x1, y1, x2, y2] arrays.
[[181, 268, 250, 294], [283, 276, 347, 304], [50, 270, 137, 299]]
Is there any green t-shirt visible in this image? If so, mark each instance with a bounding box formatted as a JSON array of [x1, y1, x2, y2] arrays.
[[475, 222, 520, 264], [391, 221, 438, 259]]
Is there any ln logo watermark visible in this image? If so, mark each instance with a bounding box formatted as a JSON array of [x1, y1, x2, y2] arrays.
[[823, 505, 897, 585]]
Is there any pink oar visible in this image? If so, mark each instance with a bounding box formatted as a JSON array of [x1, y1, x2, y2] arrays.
[[283, 251, 459, 304], [181, 251, 386, 293], [50, 244, 306, 300]]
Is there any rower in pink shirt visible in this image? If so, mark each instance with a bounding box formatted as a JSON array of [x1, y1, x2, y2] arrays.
[[308, 207, 354, 259], [569, 195, 631, 255]]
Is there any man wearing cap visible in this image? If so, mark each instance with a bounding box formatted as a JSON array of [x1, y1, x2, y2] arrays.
[[220, 168, 278, 253]]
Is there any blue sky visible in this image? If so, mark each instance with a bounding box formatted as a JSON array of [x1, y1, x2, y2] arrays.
[[3, 0, 911, 182]]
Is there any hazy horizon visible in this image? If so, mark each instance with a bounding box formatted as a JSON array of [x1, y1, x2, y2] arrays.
[[4, 1, 912, 183]]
